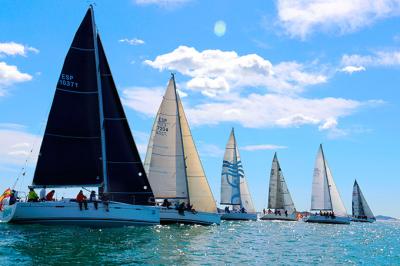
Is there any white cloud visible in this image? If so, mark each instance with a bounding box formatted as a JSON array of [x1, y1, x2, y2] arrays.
[[134, 0, 190, 8], [241, 144, 287, 151], [277, 0, 400, 39], [119, 38, 145, 46], [0, 61, 32, 96], [0, 42, 39, 57], [340, 65, 366, 74], [144, 46, 327, 96], [122, 86, 164, 116], [198, 143, 225, 158], [341, 50, 400, 67], [121, 86, 380, 132], [0, 127, 42, 166]]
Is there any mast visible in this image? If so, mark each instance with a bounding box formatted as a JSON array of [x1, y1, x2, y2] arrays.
[[172, 73, 190, 205], [91, 5, 109, 193], [320, 144, 333, 211]]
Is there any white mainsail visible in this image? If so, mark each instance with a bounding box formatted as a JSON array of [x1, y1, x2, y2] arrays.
[[220, 130, 241, 206], [352, 180, 374, 218], [267, 153, 295, 213], [145, 75, 217, 213], [144, 78, 188, 199], [311, 144, 347, 216], [220, 129, 255, 213], [177, 96, 217, 213]]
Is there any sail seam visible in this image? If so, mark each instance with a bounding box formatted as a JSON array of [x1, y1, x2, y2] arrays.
[[56, 88, 98, 94], [45, 133, 100, 139], [71, 46, 95, 51]]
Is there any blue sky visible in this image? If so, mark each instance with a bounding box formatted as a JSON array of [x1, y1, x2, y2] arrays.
[[1, 0, 399, 217]]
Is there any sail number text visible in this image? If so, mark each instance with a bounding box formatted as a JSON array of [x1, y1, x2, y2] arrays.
[[156, 117, 168, 136], [59, 74, 78, 88]]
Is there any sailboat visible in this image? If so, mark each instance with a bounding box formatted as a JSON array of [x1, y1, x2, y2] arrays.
[[219, 129, 257, 221], [305, 144, 350, 224], [0, 6, 159, 226], [260, 153, 297, 221], [144, 75, 220, 225], [352, 180, 375, 223]]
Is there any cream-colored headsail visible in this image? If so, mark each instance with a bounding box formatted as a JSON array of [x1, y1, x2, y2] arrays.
[[325, 160, 347, 216], [144, 77, 188, 199], [177, 96, 217, 213]]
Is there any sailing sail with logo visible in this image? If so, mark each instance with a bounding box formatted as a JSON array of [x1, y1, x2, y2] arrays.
[[219, 129, 256, 220], [352, 180, 375, 222], [1, 6, 159, 226], [306, 144, 350, 224], [145, 75, 220, 225], [260, 153, 297, 221]]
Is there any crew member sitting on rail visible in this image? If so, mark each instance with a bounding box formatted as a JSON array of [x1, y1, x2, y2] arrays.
[[27, 187, 39, 202], [46, 190, 55, 201], [76, 190, 88, 210]]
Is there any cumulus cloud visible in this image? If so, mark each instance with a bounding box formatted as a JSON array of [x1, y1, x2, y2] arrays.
[[0, 126, 42, 166], [121, 85, 379, 132], [0, 62, 32, 96], [122, 86, 165, 116], [277, 0, 400, 39], [241, 144, 287, 151], [119, 38, 145, 46], [341, 50, 400, 67], [144, 46, 327, 96], [340, 65, 366, 74], [0, 42, 39, 57]]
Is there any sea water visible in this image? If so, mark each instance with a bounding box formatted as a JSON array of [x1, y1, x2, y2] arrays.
[[0, 220, 399, 265]]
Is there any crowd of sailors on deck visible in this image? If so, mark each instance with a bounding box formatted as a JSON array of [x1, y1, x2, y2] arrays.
[[23, 187, 109, 211], [316, 210, 336, 218], [354, 215, 369, 220], [161, 198, 197, 214], [224, 206, 247, 214], [262, 208, 289, 217]]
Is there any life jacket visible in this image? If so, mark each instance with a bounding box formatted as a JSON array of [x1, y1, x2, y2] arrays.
[[28, 191, 38, 200]]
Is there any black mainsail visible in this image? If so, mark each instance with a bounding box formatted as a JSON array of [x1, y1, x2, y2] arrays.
[[32, 7, 154, 205]]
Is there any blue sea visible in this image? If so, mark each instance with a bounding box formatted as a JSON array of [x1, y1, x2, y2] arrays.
[[0, 220, 399, 265]]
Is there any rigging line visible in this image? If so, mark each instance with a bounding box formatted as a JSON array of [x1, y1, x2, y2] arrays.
[[15, 107, 49, 191]]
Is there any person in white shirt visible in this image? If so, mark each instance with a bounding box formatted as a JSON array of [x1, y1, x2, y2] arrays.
[[39, 186, 46, 201]]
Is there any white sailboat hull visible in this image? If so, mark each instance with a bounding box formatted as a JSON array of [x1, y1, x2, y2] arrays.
[[351, 217, 376, 223], [159, 208, 220, 225], [0, 200, 159, 227], [260, 213, 297, 221], [305, 215, 350, 224], [220, 212, 257, 221]]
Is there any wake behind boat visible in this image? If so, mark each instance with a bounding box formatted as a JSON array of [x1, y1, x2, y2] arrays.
[[0, 6, 159, 227], [144, 75, 220, 225], [352, 180, 375, 223], [219, 129, 257, 221], [305, 144, 350, 224], [260, 153, 297, 221]]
